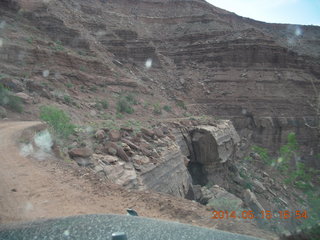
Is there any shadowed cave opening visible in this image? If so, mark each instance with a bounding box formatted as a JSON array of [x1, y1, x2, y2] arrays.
[[187, 129, 219, 188]]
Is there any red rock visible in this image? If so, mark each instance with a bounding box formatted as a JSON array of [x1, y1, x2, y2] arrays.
[[141, 128, 154, 137], [109, 129, 121, 142], [122, 138, 140, 150], [104, 142, 129, 161], [68, 147, 92, 159], [95, 129, 105, 140], [154, 128, 165, 138]]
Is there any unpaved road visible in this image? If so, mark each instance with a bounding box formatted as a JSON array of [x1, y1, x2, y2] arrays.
[[0, 121, 165, 223], [0, 121, 276, 239]]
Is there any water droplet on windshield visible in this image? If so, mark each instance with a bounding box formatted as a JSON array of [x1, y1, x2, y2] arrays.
[[63, 230, 70, 236], [43, 70, 50, 78], [0, 38, 3, 48], [145, 58, 152, 69], [25, 202, 34, 211], [295, 27, 302, 36], [0, 21, 6, 29]]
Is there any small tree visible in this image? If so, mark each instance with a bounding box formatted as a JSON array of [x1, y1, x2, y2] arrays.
[[40, 106, 75, 139]]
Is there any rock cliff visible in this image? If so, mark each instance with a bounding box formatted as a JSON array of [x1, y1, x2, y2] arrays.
[[1, 0, 319, 166]]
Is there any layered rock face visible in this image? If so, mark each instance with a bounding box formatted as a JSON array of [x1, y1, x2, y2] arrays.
[[1, 0, 320, 165], [189, 123, 240, 185], [139, 141, 193, 198]]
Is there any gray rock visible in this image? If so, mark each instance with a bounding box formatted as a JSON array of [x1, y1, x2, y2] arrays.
[[192, 185, 203, 202], [205, 185, 244, 210], [243, 189, 265, 214], [139, 142, 193, 198], [103, 162, 137, 187], [252, 179, 266, 193], [192, 122, 240, 164]]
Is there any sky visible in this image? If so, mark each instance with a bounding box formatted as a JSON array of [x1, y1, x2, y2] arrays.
[[206, 0, 320, 26]]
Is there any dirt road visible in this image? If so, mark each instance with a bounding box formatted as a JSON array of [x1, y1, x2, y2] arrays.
[[0, 121, 276, 239], [0, 121, 166, 223]]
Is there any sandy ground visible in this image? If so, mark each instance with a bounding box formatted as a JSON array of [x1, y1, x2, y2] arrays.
[[0, 121, 277, 239]]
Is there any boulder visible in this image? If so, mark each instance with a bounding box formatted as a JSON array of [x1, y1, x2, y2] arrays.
[[154, 128, 165, 138], [116, 145, 130, 162], [95, 129, 105, 140], [191, 122, 240, 164], [68, 147, 93, 159], [141, 128, 154, 137], [109, 129, 121, 142], [104, 142, 129, 161]]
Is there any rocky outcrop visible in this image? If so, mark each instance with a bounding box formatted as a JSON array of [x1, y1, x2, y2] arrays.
[[187, 121, 240, 186], [139, 140, 193, 198]]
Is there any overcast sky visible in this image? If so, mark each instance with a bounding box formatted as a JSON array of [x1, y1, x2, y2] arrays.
[[206, 0, 320, 26]]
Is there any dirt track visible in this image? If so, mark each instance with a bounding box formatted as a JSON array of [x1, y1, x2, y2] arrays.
[[0, 121, 276, 239], [0, 121, 168, 223]]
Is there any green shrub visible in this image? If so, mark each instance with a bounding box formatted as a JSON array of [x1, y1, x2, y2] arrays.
[[0, 83, 23, 112], [40, 106, 75, 139], [116, 97, 134, 114], [97, 99, 109, 109], [50, 41, 64, 51], [176, 100, 187, 110], [116, 112, 124, 119], [65, 83, 73, 88], [63, 95, 72, 105], [125, 93, 138, 105], [163, 105, 172, 112], [153, 103, 162, 115], [251, 145, 272, 165], [122, 119, 142, 134]]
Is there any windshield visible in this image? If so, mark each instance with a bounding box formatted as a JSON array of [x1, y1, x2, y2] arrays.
[[0, 1, 319, 240]]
